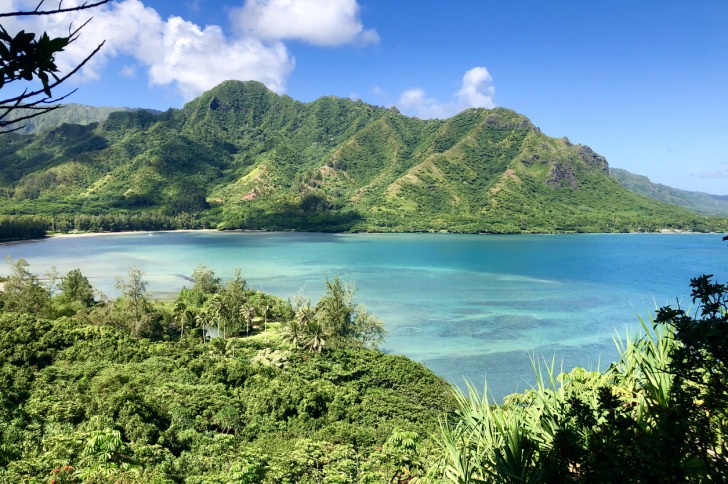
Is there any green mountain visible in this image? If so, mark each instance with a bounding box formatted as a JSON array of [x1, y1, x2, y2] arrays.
[[1, 103, 138, 135], [610, 167, 728, 216], [1, 80, 725, 233]]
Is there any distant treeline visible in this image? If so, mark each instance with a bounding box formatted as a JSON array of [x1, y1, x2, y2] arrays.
[[0, 212, 217, 242], [0, 216, 47, 243]]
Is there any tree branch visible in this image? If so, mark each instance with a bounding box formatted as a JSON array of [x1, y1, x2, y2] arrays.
[[0, 1, 111, 18], [0, 39, 104, 106], [0, 38, 104, 131]]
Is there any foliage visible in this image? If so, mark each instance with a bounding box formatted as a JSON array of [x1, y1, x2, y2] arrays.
[[0, 215, 46, 241], [0, 263, 453, 481], [653, 274, 728, 481], [2, 256, 727, 481], [611, 167, 728, 216], [59, 268, 95, 307], [0, 1, 111, 133], [1, 80, 725, 234], [0, 256, 51, 315], [428, 274, 728, 483], [280, 276, 386, 353]]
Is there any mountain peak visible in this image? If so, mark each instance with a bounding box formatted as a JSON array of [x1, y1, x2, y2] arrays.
[[3, 79, 725, 234]]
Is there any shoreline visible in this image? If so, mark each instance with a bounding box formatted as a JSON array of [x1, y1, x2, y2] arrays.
[[3, 227, 723, 246], [47, 228, 220, 239]]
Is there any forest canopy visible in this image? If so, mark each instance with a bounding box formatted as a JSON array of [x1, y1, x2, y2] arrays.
[[0, 260, 725, 482]]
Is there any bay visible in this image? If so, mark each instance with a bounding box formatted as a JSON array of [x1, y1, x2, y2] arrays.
[[2, 231, 727, 400]]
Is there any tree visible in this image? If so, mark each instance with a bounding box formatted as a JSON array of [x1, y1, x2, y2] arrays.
[[654, 274, 728, 481], [114, 267, 154, 338], [191, 264, 220, 295], [0, 256, 50, 315], [260, 301, 271, 338], [0, 0, 111, 132], [59, 267, 94, 306], [173, 300, 194, 340], [282, 298, 314, 348], [315, 276, 385, 350], [239, 304, 256, 335], [221, 268, 248, 336], [280, 277, 386, 352], [208, 293, 226, 340], [195, 308, 211, 343]]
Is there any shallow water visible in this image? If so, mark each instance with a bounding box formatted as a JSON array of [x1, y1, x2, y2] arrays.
[[2, 231, 726, 399]]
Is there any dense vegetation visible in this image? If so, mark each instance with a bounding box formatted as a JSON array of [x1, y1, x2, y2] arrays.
[[0, 260, 453, 482], [429, 273, 728, 482], [1, 104, 137, 136], [1, 256, 726, 482], [1, 80, 725, 240], [611, 167, 728, 216]]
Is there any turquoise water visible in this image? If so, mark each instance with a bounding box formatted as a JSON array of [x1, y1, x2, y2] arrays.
[[2, 231, 727, 399]]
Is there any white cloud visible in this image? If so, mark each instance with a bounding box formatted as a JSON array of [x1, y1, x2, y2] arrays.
[[4, 0, 373, 101], [456, 67, 495, 109], [397, 88, 452, 119], [147, 17, 294, 99], [692, 162, 728, 179], [231, 0, 379, 46], [396, 67, 496, 119]]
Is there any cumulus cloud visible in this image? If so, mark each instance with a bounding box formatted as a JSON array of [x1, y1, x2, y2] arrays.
[[147, 17, 293, 99], [397, 88, 452, 119], [456, 67, 495, 109], [4, 0, 373, 100], [396, 67, 496, 119], [231, 0, 379, 46]]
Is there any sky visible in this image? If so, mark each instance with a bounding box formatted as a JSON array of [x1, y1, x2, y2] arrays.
[[5, 0, 728, 195]]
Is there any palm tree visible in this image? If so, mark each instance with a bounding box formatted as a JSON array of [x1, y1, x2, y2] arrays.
[[283, 301, 316, 346], [261, 302, 272, 338], [281, 319, 302, 347], [282, 303, 314, 348], [208, 294, 227, 339], [194, 311, 209, 343], [239, 304, 256, 335], [304, 319, 327, 353], [172, 300, 193, 340]]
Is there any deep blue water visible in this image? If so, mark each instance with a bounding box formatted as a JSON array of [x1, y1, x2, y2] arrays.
[[2, 231, 727, 399]]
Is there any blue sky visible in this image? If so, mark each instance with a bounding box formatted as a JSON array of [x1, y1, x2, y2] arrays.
[[8, 0, 728, 194]]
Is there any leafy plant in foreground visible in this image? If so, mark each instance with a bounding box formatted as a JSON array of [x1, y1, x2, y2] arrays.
[[429, 277, 728, 483]]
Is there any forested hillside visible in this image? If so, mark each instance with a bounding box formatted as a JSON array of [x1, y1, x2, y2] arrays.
[[611, 167, 728, 216], [1, 104, 135, 136], [1, 80, 725, 236], [1, 260, 726, 482], [0, 261, 454, 482]]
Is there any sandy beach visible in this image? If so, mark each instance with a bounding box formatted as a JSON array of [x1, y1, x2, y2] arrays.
[[47, 228, 220, 239]]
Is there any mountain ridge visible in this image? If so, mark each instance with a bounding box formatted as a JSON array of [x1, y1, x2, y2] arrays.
[[610, 168, 728, 216], [1, 103, 162, 136], [1, 80, 725, 234]]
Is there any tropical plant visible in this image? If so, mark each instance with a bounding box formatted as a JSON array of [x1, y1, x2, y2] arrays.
[[208, 293, 227, 339], [239, 304, 256, 335], [281, 299, 314, 348], [653, 274, 728, 481], [194, 309, 210, 343], [172, 300, 194, 340]]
